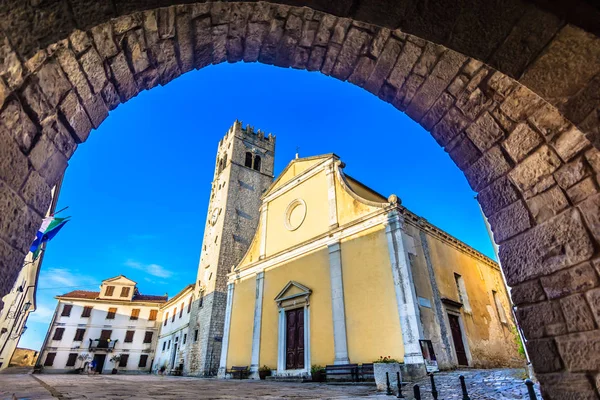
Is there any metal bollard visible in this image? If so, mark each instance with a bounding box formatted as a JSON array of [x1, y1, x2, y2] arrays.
[[396, 371, 404, 398], [386, 372, 393, 396], [525, 379, 538, 400], [460, 375, 470, 400], [430, 373, 438, 400], [413, 384, 421, 400]]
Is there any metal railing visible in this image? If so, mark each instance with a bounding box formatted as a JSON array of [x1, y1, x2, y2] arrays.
[[384, 372, 539, 399], [88, 338, 118, 352]]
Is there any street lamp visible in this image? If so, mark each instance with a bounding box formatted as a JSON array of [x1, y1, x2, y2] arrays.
[[23, 301, 32, 312]]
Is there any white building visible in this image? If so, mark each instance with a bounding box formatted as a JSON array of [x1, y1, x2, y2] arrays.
[[0, 179, 63, 370], [38, 276, 167, 374], [154, 284, 194, 374]]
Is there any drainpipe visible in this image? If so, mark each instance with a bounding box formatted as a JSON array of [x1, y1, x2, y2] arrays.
[[477, 200, 534, 379]]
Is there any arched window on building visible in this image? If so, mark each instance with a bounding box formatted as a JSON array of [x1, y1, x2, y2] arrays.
[[253, 155, 261, 172], [245, 152, 253, 168]]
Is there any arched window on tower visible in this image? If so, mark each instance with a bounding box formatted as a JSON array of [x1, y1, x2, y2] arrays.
[[245, 152, 253, 168], [217, 158, 224, 174], [222, 154, 227, 170], [253, 155, 261, 172]]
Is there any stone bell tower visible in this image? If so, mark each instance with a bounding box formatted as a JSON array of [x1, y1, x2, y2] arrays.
[[186, 120, 276, 376]]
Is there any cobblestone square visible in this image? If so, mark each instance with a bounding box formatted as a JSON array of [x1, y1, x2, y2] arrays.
[[0, 369, 541, 399]]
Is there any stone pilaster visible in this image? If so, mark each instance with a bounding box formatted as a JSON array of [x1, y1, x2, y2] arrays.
[[328, 241, 350, 365], [217, 283, 235, 378], [385, 211, 426, 367], [249, 272, 265, 378]]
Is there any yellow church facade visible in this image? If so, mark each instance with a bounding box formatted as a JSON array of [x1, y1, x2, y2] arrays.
[[218, 154, 521, 379]]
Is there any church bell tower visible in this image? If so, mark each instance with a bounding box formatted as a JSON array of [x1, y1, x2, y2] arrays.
[[186, 120, 276, 376]]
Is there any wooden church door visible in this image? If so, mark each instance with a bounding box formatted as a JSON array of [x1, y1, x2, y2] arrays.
[[285, 308, 305, 369]]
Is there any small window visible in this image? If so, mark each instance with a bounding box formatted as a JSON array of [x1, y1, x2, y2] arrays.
[[222, 154, 228, 169], [253, 155, 261, 171], [81, 306, 93, 317], [167, 340, 171, 350], [492, 290, 508, 324], [187, 300, 192, 313], [194, 329, 199, 342], [164, 313, 169, 326], [118, 354, 129, 368], [175, 336, 179, 343], [52, 328, 64, 341], [183, 334, 187, 344], [179, 303, 184, 318], [149, 310, 158, 321], [124, 330, 135, 343], [120, 287, 131, 298], [74, 328, 85, 341], [172, 308, 176, 322], [66, 353, 78, 367], [61, 304, 72, 317], [143, 331, 153, 344], [244, 152, 253, 168], [106, 308, 117, 319], [162, 341, 166, 351], [138, 354, 148, 368], [44, 353, 56, 366], [105, 286, 115, 296], [130, 309, 140, 320], [454, 274, 472, 313]]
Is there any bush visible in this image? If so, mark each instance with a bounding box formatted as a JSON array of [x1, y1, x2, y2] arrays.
[[259, 365, 271, 372], [373, 356, 400, 364], [311, 365, 325, 374]]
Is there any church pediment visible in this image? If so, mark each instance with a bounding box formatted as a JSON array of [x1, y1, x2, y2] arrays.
[[274, 281, 312, 306]]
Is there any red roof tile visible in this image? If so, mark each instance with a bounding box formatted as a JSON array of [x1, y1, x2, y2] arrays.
[[58, 290, 167, 303]]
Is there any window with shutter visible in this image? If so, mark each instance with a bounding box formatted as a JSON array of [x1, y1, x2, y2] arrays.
[[172, 308, 176, 322], [52, 328, 64, 340], [81, 306, 93, 317], [125, 330, 135, 343], [130, 309, 140, 320], [120, 287, 130, 297], [61, 304, 72, 317], [106, 308, 117, 319], [187, 300, 191, 313], [179, 303, 184, 318], [118, 354, 129, 367], [143, 331, 153, 343], [183, 334, 187, 344], [162, 341, 166, 351], [138, 354, 148, 368], [100, 330, 112, 340], [164, 313, 168, 326], [149, 310, 157, 321], [44, 353, 56, 366], [66, 353, 78, 367], [74, 328, 85, 341], [105, 286, 115, 296]]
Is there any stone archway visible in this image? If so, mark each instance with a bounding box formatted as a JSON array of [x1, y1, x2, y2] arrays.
[[0, 2, 599, 398]]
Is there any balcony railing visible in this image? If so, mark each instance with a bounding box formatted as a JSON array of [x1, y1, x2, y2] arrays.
[[88, 338, 118, 352]]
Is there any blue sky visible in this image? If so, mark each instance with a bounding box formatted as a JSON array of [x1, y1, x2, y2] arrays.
[[19, 62, 495, 350]]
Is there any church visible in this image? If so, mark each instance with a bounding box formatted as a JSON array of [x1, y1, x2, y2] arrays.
[[197, 122, 522, 380]]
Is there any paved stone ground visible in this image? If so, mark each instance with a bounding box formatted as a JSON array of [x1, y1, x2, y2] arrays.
[[0, 369, 541, 399]]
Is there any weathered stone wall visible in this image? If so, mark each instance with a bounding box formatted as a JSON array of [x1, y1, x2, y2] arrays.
[[0, 2, 598, 397]]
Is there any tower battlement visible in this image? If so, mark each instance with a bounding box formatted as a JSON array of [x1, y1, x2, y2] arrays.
[[219, 120, 276, 149]]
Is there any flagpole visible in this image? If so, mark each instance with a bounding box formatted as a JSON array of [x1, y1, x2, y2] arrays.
[[52, 206, 69, 216]]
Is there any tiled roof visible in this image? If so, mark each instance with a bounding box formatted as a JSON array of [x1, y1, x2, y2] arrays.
[[58, 290, 167, 303]]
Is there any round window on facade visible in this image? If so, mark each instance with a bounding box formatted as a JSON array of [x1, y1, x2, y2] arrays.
[[284, 199, 307, 231]]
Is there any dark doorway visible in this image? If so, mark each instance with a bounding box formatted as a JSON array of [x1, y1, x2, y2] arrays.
[[171, 344, 178, 369], [285, 308, 304, 370], [448, 314, 468, 366], [94, 354, 106, 374]]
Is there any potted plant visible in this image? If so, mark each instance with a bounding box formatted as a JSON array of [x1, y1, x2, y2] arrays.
[[76, 353, 90, 374], [311, 365, 326, 382], [258, 365, 272, 380], [373, 356, 401, 391], [109, 355, 121, 374]]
